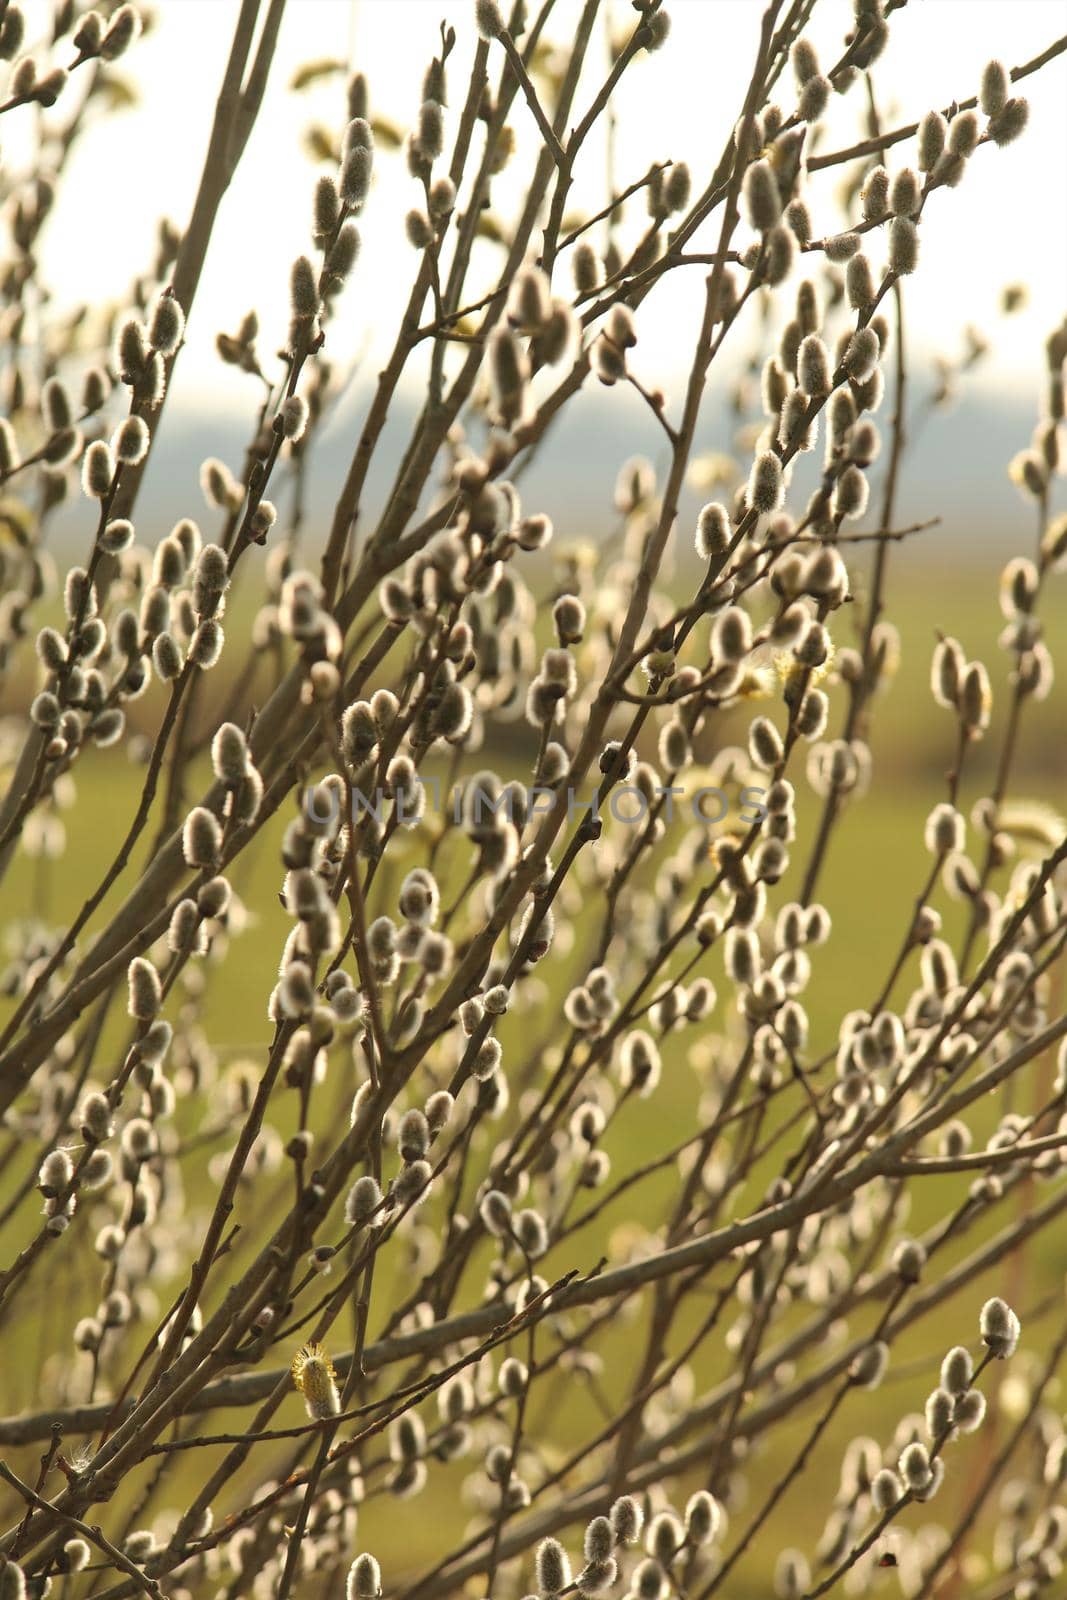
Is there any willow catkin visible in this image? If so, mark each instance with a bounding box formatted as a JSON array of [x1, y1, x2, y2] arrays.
[[743, 159, 780, 232]]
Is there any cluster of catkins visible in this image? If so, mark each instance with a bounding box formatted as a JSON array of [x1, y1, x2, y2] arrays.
[[0, 3, 1065, 1600]]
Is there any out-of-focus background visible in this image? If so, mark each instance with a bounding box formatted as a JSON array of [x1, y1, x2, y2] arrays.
[[2, 1, 1067, 1590]]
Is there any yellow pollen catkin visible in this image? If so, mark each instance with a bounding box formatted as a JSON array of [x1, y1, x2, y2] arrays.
[[291, 1342, 340, 1419]]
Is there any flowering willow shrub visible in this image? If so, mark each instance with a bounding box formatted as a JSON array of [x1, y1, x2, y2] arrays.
[[0, 2, 1065, 1598]]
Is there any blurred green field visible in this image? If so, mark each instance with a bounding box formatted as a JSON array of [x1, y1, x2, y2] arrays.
[[1, 554, 1065, 1593]]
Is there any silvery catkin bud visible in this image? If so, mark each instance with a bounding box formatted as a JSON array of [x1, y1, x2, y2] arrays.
[[849, 1340, 889, 1389], [833, 463, 869, 520], [329, 220, 361, 277], [846, 253, 875, 309], [960, 661, 991, 732], [340, 118, 374, 206], [535, 1538, 571, 1595], [980, 1296, 1020, 1357], [948, 110, 979, 158], [479, 1189, 512, 1237], [584, 1519, 614, 1564], [39, 1148, 73, 1194], [610, 1495, 643, 1544], [100, 518, 134, 554], [347, 1555, 382, 1600], [797, 334, 830, 398], [475, 0, 504, 38], [786, 198, 811, 245], [182, 806, 222, 868], [980, 59, 1008, 117], [42, 377, 71, 431], [290, 255, 319, 321], [749, 716, 783, 768], [892, 1237, 926, 1282], [82, 439, 113, 498], [152, 633, 183, 680], [890, 166, 921, 216], [889, 216, 919, 275], [553, 594, 585, 644], [282, 395, 309, 440], [900, 1441, 932, 1491], [844, 327, 879, 382], [871, 1468, 902, 1511], [127, 957, 161, 1020], [988, 98, 1029, 146], [825, 232, 861, 263], [926, 1387, 954, 1440], [748, 450, 783, 513], [941, 1350, 974, 1395], [211, 723, 249, 786], [100, 4, 140, 59], [488, 326, 530, 425], [345, 1174, 383, 1225], [696, 501, 730, 558], [416, 99, 443, 162], [954, 1389, 986, 1432], [861, 165, 889, 221], [684, 1491, 721, 1545], [572, 241, 599, 294], [917, 110, 947, 172], [0, 1564, 28, 1600], [743, 159, 780, 232], [148, 292, 184, 353], [798, 74, 830, 121]]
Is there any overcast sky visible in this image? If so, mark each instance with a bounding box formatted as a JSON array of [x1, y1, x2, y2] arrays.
[[19, 0, 1067, 423]]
